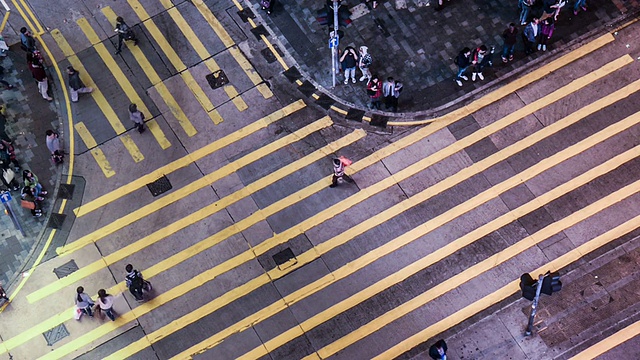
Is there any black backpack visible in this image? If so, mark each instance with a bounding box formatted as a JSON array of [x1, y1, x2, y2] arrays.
[[128, 271, 144, 288]]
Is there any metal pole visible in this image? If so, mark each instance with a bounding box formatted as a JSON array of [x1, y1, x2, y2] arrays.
[[525, 274, 545, 336], [4, 201, 25, 237], [331, 0, 339, 88]]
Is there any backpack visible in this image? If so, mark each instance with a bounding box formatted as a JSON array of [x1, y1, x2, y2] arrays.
[[128, 271, 144, 288]]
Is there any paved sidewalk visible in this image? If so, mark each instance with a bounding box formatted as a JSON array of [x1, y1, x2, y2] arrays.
[[0, 44, 64, 297], [252, 0, 628, 116]]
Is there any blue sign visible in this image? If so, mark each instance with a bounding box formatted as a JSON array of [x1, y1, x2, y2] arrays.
[[329, 36, 339, 49], [0, 191, 11, 203]]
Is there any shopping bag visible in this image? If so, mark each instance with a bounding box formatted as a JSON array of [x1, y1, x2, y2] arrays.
[[339, 156, 352, 167], [20, 200, 35, 210], [74, 307, 83, 320], [2, 168, 14, 184]]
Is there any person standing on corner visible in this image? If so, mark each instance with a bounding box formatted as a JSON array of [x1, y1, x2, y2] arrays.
[[454, 47, 471, 87], [391, 79, 403, 112], [114, 16, 138, 55], [23, 169, 47, 200], [27, 53, 52, 101], [340, 46, 358, 84], [329, 156, 354, 188], [19, 27, 37, 53], [522, 18, 539, 55], [67, 66, 93, 103], [429, 339, 448, 359], [358, 46, 372, 82], [260, 0, 275, 15], [501, 23, 518, 62], [367, 75, 382, 110]]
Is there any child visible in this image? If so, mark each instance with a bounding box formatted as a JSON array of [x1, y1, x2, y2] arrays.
[[129, 103, 145, 133], [539, 18, 555, 52]]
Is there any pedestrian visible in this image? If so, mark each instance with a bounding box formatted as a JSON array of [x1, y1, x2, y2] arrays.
[[125, 264, 150, 302], [114, 16, 138, 55], [0, 64, 14, 91], [67, 66, 93, 102], [0, 284, 9, 302], [329, 156, 354, 188], [366, 75, 382, 110], [538, 17, 555, 51], [129, 103, 146, 133], [522, 18, 539, 55], [0, 147, 18, 192], [27, 53, 51, 101], [471, 45, 491, 81], [96, 289, 116, 321], [0, 140, 19, 172], [260, 0, 275, 15], [340, 46, 358, 84], [358, 46, 372, 82], [23, 170, 47, 200], [540, 0, 565, 21], [391, 80, 403, 112], [518, 0, 534, 25], [46, 130, 64, 164], [382, 77, 395, 110], [74, 286, 95, 318], [20, 186, 43, 217], [435, 0, 444, 11], [573, 0, 587, 14], [501, 23, 518, 62], [19, 27, 36, 53], [429, 339, 448, 360], [454, 47, 471, 87]]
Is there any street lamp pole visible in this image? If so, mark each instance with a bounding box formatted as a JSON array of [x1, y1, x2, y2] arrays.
[[331, 0, 339, 88], [525, 273, 545, 336]]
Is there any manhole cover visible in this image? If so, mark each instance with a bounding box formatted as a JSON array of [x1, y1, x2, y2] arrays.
[[147, 175, 172, 197], [57, 184, 75, 199], [53, 260, 79, 279], [273, 247, 297, 270], [47, 213, 66, 229], [206, 70, 229, 90], [43, 323, 69, 346]]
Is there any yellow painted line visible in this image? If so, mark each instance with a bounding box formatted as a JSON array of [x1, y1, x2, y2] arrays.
[[25, 130, 363, 360], [74, 122, 115, 178], [77, 17, 171, 150], [308, 114, 640, 359], [102, 7, 197, 137], [71, 99, 304, 217], [146, 119, 172, 149], [192, 0, 273, 99], [15, 0, 43, 34], [51, 28, 145, 163], [173, 75, 640, 359], [30, 117, 335, 302], [376, 213, 640, 360], [569, 319, 640, 359]]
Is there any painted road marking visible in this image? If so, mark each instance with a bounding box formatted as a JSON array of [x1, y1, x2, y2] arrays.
[[77, 17, 171, 150], [30, 117, 334, 303], [121, 139, 640, 360], [70, 99, 303, 217], [192, 0, 273, 99], [26, 130, 365, 360], [160, 0, 247, 115], [125, 0, 221, 125], [569, 318, 640, 359], [73, 122, 115, 178], [51, 29, 145, 163], [171, 76, 640, 359], [102, 6, 197, 137], [305, 114, 640, 359], [376, 213, 640, 360]]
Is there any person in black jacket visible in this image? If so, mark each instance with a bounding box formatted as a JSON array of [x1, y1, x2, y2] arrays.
[[429, 339, 448, 359], [114, 16, 138, 55], [340, 46, 358, 84], [454, 47, 471, 87], [67, 66, 93, 102]]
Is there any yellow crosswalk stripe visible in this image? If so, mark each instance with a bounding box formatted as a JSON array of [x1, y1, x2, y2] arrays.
[[306, 110, 640, 360], [70, 99, 304, 218], [377, 213, 640, 360], [124, 0, 221, 125], [172, 68, 640, 360], [77, 17, 171, 150], [51, 29, 145, 164], [569, 319, 640, 359], [31, 116, 333, 302], [73, 122, 115, 178], [22, 130, 365, 360], [192, 0, 273, 99], [102, 6, 197, 137]]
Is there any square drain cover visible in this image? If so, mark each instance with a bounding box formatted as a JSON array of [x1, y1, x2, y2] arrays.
[[43, 323, 69, 346], [57, 184, 75, 199], [206, 70, 229, 90], [273, 247, 297, 271], [47, 213, 66, 229], [147, 175, 172, 197], [53, 260, 79, 279]]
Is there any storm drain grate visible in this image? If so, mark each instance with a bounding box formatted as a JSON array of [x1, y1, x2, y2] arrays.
[[53, 260, 79, 279], [237, 9, 255, 23], [47, 213, 66, 229], [261, 44, 283, 64], [298, 80, 316, 97], [250, 25, 269, 40], [147, 175, 172, 197], [273, 247, 297, 270], [345, 108, 365, 122], [283, 67, 302, 83], [370, 115, 389, 128], [315, 94, 335, 110], [43, 323, 69, 346], [206, 70, 229, 90], [57, 184, 75, 200]]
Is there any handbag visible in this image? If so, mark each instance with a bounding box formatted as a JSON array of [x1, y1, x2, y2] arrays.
[[21, 200, 35, 210], [2, 168, 13, 183], [74, 306, 83, 320]]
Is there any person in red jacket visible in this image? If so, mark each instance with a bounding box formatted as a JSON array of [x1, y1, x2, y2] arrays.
[[27, 53, 52, 101], [367, 75, 382, 110]]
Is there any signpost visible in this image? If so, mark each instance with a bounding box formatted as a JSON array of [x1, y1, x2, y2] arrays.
[[1, 191, 25, 236], [330, 0, 340, 88]]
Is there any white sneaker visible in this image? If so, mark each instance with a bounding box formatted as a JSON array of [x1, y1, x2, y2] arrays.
[[344, 79, 349, 84], [542, 45, 547, 51], [537, 44, 541, 50], [455, 79, 462, 87], [472, 73, 477, 82], [359, 76, 367, 82], [461, 75, 468, 81], [477, 73, 484, 81], [352, 78, 356, 83]]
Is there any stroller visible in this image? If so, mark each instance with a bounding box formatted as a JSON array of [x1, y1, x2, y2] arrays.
[[20, 186, 43, 217]]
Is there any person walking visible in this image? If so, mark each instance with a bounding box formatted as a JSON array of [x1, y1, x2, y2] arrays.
[[23, 170, 47, 200], [67, 66, 93, 102], [382, 77, 395, 110], [125, 264, 148, 302], [522, 18, 539, 55], [366, 75, 382, 110], [519, 0, 534, 25], [358, 46, 372, 82], [573, 0, 587, 14], [114, 16, 138, 55], [454, 47, 471, 87], [27, 53, 52, 101], [340, 46, 358, 84], [129, 103, 146, 133], [96, 289, 116, 321], [329, 156, 354, 188], [538, 17, 555, 51], [429, 339, 448, 360], [74, 286, 95, 318], [501, 23, 518, 62]]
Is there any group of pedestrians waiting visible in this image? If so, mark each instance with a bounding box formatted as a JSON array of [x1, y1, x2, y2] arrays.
[[454, 45, 494, 87]]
